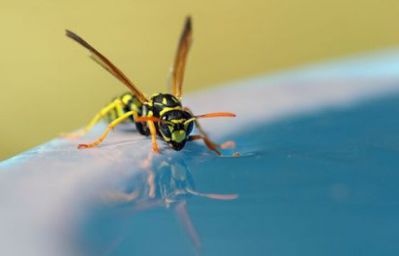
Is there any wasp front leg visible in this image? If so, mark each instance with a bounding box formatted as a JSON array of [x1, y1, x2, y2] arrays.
[[62, 99, 125, 139], [147, 120, 160, 153], [189, 135, 221, 155], [184, 107, 236, 155]]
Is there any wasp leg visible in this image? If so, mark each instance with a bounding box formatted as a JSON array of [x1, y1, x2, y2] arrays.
[[102, 190, 140, 203], [147, 120, 160, 153], [184, 107, 235, 154], [193, 122, 235, 149], [78, 110, 148, 149], [141, 151, 156, 198], [189, 135, 221, 155], [62, 99, 124, 138], [147, 170, 156, 198]]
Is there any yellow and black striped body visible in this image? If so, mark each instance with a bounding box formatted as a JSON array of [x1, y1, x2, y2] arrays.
[[105, 92, 147, 134], [146, 93, 183, 117], [145, 93, 194, 150], [105, 92, 194, 150]]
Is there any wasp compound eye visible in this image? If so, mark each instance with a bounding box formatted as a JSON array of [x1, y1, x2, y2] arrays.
[[160, 123, 172, 138]]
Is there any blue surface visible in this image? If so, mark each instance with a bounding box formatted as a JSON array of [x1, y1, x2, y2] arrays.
[[3, 50, 399, 256], [78, 93, 399, 256]]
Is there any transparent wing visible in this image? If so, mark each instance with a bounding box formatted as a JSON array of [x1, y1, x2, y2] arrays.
[[170, 16, 192, 99], [66, 29, 148, 103]]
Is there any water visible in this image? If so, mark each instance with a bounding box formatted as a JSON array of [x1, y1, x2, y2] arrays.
[[77, 94, 399, 256]]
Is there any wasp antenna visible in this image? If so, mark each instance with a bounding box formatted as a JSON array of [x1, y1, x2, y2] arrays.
[[195, 112, 236, 119], [183, 112, 235, 125], [187, 189, 238, 200]]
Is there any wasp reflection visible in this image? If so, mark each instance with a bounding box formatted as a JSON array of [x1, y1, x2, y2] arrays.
[[104, 153, 238, 251]]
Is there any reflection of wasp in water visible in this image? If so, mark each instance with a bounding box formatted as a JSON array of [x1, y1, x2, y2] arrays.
[[105, 154, 238, 250], [64, 16, 236, 155]]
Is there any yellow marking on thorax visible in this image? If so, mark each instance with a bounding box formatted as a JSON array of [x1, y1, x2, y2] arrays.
[[160, 106, 183, 116]]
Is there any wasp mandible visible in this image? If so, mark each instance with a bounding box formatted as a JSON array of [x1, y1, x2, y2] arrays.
[[65, 17, 235, 154]]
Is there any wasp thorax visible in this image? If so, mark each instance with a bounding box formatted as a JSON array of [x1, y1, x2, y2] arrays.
[[150, 93, 182, 117]]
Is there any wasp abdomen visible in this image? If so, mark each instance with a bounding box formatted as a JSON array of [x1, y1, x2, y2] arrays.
[[105, 92, 149, 135]]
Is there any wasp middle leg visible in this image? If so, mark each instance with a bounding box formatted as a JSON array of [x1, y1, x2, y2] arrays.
[[78, 110, 152, 149], [62, 98, 125, 139]]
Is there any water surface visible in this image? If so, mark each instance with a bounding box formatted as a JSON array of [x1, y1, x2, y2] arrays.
[[79, 93, 399, 256]]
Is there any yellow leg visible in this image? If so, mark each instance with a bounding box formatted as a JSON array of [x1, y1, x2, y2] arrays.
[[63, 99, 124, 139], [147, 120, 160, 153], [78, 110, 146, 149]]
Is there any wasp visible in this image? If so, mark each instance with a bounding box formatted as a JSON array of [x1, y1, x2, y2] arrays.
[[65, 16, 235, 155]]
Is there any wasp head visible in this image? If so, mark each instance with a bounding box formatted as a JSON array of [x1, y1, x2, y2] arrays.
[[159, 110, 194, 151]]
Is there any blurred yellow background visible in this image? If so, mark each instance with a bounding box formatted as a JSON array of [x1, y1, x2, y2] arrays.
[[1, 0, 399, 160]]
